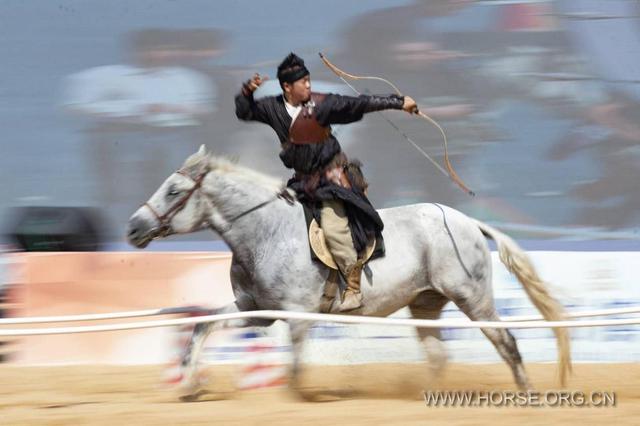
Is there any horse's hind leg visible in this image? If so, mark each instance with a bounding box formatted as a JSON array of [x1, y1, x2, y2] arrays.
[[442, 283, 532, 390], [409, 290, 450, 379]]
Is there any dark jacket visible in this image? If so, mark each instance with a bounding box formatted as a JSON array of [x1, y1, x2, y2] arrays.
[[235, 91, 404, 254]]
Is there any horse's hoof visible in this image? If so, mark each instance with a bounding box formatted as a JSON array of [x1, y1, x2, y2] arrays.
[[178, 389, 208, 402], [289, 385, 356, 402], [306, 392, 342, 402]]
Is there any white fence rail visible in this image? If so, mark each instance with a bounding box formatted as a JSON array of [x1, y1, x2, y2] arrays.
[[0, 307, 193, 325], [1, 308, 640, 337], [2, 306, 640, 326]]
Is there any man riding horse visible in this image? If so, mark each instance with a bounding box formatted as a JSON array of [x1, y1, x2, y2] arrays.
[[235, 53, 417, 311]]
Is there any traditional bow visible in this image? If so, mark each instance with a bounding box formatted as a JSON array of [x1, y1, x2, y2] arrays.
[[319, 52, 475, 197]]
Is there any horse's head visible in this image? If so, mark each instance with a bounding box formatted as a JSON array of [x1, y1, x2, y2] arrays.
[[127, 145, 211, 248]]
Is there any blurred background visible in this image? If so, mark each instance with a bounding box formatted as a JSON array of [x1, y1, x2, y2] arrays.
[[1, 0, 639, 249], [0, 1, 640, 402]]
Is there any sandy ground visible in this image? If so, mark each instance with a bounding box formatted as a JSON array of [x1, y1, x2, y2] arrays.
[[0, 363, 638, 425]]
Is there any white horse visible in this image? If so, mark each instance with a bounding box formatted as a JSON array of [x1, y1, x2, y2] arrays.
[[127, 146, 570, 398]]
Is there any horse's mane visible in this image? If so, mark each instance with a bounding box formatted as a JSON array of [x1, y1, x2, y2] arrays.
[[183, 148, 286, 195]]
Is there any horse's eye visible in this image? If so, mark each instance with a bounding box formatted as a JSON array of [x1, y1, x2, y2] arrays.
[[167, 189, 180, 197]]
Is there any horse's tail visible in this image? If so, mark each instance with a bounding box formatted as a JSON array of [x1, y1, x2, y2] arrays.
[[474, 219, 572, 386]]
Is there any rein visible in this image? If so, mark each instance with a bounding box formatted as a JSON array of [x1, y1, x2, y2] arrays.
[[144, 169, 287, 237]]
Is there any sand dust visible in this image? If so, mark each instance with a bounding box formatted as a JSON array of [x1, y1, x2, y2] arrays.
[[0, 363, 638, 425]]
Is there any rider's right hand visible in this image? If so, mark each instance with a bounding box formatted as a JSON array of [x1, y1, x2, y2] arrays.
[[244, 73, 268, 94]]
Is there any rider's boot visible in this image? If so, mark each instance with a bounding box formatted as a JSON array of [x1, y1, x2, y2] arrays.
[[339, 261, 363, 312], [320, 269, 340, 313]]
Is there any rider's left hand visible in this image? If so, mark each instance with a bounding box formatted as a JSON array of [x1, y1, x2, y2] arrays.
[[402, 96, 419, 114]]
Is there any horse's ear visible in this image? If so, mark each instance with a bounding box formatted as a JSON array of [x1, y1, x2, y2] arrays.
[[197, 144, 207, 157]]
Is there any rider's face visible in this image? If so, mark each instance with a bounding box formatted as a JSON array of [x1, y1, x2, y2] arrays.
[[284, 75, 311, 105]]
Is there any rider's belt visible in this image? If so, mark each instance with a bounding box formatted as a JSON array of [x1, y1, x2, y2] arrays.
[[293, 151, 351, 194], [325, 165, 352, 189], [323, 152, 352, 189], [289, 93, 331, 145]]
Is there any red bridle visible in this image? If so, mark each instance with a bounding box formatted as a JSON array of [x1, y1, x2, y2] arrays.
[[143, 169, 207, 237]]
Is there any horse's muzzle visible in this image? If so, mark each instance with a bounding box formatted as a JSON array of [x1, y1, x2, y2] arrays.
[[127, 216, 159, 249]]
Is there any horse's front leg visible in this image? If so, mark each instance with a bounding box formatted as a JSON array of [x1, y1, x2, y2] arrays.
[[287, 318, 353, 402], [176, 302, 248, 400], [287, 319, 312, 393]]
